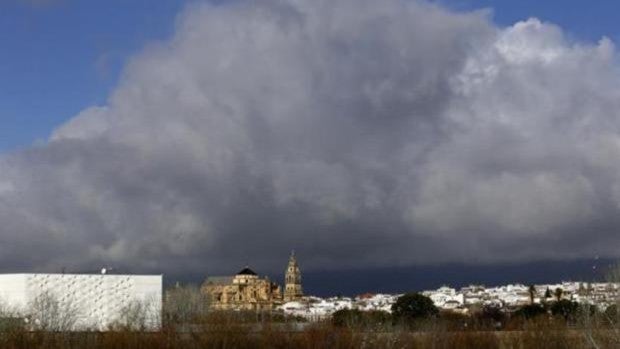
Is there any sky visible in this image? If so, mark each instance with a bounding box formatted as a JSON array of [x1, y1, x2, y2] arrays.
[[0, 0, 188, 151], [2, 0, 620, 294], [3, 0, 620, 152]]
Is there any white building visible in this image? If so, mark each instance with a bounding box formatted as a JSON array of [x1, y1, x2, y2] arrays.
[[0, 273, 162, 331]]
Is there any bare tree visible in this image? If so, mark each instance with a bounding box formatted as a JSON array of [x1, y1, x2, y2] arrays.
[[582, 264, 620, 347], [111, 297, 161, 331], [28, 292, 79, 331], [164, 284, 210, 325]]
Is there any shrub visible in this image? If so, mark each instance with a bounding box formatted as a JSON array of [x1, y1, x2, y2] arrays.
[[332, 309, 391, 330], [391, 293, 438, 324], [514, 304, 546, 320], [550, 300, 579, 322], [332, 309, 363, 328], [471, 305, 506, 330], [604, 304, 618, 324]]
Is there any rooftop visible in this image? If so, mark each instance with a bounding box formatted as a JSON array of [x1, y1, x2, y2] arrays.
[[236, 267, 257, 276]]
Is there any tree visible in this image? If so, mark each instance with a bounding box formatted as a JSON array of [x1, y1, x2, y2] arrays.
[[110, 298, 160, 331], [29, 292, 79, 331], [391, 293, 438, 324], [164, 284, 210, 325], [554, 287, 563, 302], [528, 285, 536, 304], [544, 287, 552, 299], [585, 264, 620, 347]]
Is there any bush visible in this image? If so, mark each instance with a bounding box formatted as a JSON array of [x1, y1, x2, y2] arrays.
[[332, 309, 362, 328], [365, 310, 392, 327], [331, 309, 391, 329], [550, 300, 579, 322], [391, 293, 438, 324], [471, 305, 506, 330], [604, 304, 618, 323], [481, 305, 506, 323], [514, 304, 546, 320], [438, 311, 471, 331]]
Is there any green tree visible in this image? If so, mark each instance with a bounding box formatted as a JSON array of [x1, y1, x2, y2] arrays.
[[544, 287, 552, 299], [554, 287, 563, 302], [528, 285, 536, 304], [391, 293, 438, 324]]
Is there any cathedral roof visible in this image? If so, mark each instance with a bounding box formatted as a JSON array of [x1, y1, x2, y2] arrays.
[[236, 266, 257, 276], [205, 276, 234, 285]]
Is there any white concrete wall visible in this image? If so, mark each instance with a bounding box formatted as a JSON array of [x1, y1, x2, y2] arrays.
[[0, 273, 162, 331], [0, 274, 28, 311]]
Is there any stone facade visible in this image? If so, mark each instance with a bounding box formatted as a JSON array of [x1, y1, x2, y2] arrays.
[[201, 267, 281, 311], [201, 252, 303, 311]]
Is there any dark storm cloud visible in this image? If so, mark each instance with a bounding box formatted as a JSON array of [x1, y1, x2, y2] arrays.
[[1, 0, 620, 276]]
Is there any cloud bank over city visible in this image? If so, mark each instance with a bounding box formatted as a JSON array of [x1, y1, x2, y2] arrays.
[[1, 0, 620, 275]]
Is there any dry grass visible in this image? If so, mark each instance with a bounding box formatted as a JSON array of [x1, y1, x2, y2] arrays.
[[0, 320, 617, 349], [2, 286, 620, 349]]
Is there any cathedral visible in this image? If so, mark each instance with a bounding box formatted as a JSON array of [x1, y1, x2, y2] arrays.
[[201, 251, 303, 311]]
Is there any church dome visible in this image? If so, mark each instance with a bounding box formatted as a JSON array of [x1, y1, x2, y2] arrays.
[[236, 267, 257, 276]]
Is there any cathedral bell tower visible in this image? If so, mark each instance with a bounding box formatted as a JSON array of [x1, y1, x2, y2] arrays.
[[284, 250, 303, 302]]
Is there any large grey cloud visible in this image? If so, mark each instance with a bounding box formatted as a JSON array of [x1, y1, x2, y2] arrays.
[[1, 0, 620, 275]]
